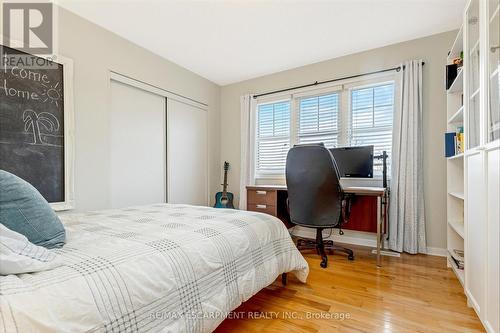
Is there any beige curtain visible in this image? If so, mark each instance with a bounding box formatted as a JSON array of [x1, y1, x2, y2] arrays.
[[239, 94, 256, 210], [389, 60, 426, 254]]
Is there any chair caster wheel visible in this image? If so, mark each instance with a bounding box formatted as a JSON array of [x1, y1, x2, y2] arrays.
[[320, 259, 327, 268], [348, 254, 354, 260]]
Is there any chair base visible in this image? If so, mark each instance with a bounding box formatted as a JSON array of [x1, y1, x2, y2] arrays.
[[295, 229, 354, 268]]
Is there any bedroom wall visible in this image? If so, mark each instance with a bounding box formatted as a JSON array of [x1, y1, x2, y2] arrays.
[[49, 7, 221, 211], [220, 30, 457, 252]]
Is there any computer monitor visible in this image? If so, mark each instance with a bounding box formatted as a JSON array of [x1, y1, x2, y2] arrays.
[[329, 146, 374, 178]]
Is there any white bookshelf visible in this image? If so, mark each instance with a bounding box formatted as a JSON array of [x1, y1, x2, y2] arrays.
[[446, 26, 465, 286]]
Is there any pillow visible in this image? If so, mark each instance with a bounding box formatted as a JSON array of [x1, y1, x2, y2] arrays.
[[0, 224, 63, 275], [0, 170, 66, 249]]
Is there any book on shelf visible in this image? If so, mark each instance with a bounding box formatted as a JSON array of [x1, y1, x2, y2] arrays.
[[445, 127, 464, 157], [451, 256, 464, 270], [455, 127, 464, 154], [445, 132, 456, 157], [453, 249, 464, 260], [449, 249, 464, 270]]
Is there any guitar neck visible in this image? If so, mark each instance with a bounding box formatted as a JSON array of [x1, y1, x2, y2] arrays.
[[222, 169, 228, 194]]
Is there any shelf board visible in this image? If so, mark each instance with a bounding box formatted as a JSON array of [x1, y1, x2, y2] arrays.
[[448, 25, 463, 60], [448, 191, 465, 200], [448, 256, 465, 287], [470, 40, 480, 56], [470, 88, 480, 99], [491, 4, 499, 24], [491, 68, 499, 80], [448, 106, 464, 124], [448, 220, 465, 238], [447, 153, 464, 160], [447, 69, 463, 93]]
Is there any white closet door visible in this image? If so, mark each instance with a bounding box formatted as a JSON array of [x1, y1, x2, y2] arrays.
[[110, 80, 166, 208], [486, 147, 499, 333], [167, 99, 208, 205], [465, 151, 486, 314]]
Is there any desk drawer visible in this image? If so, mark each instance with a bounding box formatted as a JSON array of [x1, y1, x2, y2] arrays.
[[247, 203, 277, 217], [247, 189, 277, 205]]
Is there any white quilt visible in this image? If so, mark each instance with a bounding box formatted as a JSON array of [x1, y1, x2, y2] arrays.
[[0, 204, 308, 333]]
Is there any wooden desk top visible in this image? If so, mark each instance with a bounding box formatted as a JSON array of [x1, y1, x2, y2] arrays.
[[342, 186, 386, 196], [247, 185, 386, 196], [246, 185, 288, 191]]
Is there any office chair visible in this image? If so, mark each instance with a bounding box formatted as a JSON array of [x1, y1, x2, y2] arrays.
[[286, 143, 354, 268]]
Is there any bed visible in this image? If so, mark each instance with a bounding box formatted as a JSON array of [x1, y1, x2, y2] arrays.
[[0, 204, 309, 333]]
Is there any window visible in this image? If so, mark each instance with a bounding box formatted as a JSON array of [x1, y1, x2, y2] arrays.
[[254, 78, 395, 179], [298, 93, 339, 147], [256, 100, 291, 175], [350, 83, 394, 173]]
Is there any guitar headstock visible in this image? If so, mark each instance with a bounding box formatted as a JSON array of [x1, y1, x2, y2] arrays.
[[224, 161, 230, 171]]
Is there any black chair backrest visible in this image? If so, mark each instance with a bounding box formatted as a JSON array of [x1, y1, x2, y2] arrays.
[[285, 144, 342, 228]]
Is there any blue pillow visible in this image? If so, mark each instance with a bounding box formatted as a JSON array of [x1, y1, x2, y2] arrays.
[[0, 170, 66, 249]]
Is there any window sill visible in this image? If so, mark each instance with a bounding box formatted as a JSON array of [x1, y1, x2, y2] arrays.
[[254, 175, 286, 186], [254, 176, 390, 186]]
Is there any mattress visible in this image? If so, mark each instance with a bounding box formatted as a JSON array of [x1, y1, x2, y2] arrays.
[[0, 204, 308, 333]]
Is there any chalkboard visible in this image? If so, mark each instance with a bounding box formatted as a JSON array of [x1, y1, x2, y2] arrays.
[[0, 45, 65, 203]]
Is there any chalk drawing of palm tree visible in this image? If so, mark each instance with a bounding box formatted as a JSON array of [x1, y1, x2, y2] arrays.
[[23, 109, 60, 145]]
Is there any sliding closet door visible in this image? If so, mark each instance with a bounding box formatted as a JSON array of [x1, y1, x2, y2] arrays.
[[110, 80, 166, 208], [167, 99, 208, 205]]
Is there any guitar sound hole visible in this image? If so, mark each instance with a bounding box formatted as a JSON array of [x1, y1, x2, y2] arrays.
[[220, 197, 228, 205]]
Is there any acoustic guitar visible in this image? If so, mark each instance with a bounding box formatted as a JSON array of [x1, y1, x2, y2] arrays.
[[214, 161, 234, 209]]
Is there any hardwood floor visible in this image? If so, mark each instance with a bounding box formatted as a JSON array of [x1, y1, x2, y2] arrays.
[[215, 245, 484, 333]]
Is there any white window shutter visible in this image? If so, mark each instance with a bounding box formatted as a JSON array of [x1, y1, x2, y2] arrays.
[[297, 93, 339, 147], [350, 83, 395, 174], [256, 101, 291, 175]]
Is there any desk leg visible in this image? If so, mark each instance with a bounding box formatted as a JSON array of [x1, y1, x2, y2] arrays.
[[376, 196, 382, 267]]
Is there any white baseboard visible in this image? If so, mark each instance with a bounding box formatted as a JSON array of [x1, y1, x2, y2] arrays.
[[290, 226, 447, 257], [425, 247, 448, 257]]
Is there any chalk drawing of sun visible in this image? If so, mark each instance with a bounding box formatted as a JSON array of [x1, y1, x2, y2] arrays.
[[40, 82, 62, 106]]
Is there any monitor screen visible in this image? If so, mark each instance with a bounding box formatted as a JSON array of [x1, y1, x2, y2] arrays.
[[329, 146, 374, 178]]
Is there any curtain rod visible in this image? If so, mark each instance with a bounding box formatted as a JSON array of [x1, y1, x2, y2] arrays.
[[252, 62, 425, 99]]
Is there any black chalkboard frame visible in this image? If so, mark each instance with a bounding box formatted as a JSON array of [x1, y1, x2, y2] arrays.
[[0, 45, 75, 211]]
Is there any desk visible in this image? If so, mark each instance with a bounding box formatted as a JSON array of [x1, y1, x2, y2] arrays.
[[246, 184, 388, 267]]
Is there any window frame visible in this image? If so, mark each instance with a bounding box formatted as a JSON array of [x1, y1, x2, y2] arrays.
[[254, 97, 292, 179], [253, 72, 400, 182]]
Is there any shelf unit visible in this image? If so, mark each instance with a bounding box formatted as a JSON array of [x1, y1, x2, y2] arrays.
[[451, 1, 500, 331], [446, 26, 465, 287]]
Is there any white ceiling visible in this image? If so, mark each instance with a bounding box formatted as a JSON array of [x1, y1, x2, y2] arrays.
[[58, 0, 465, 86]]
